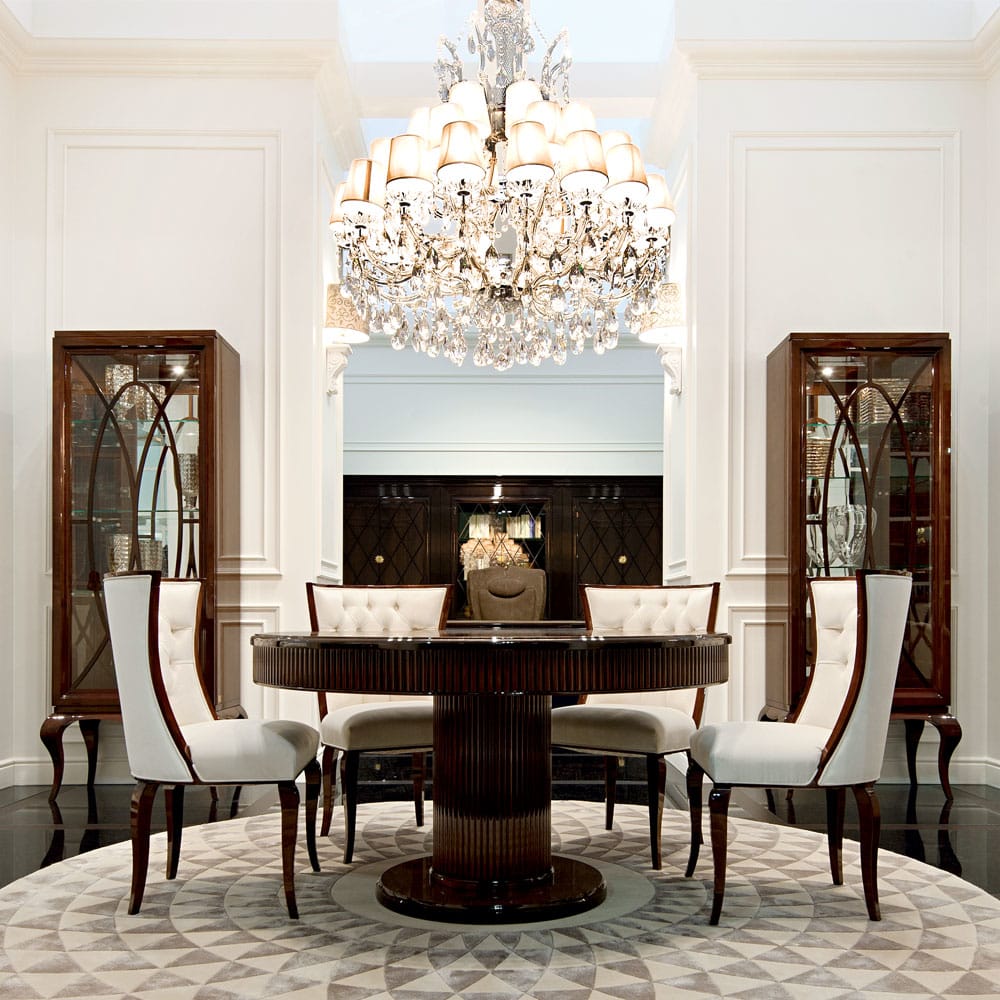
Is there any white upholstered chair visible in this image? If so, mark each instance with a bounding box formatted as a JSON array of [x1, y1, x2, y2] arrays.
[[306, 582, 452, 862], [104, 572, 321, 918], [551, 582, 720, 868], [685, 571, 911, 924]]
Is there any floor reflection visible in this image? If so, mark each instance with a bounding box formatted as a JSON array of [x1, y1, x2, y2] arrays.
[[36, 783, 248, 872], [2, 767, 998, 899]]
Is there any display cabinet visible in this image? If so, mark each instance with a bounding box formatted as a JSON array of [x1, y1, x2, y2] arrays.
[[766, 332, 959, 795], [44, 331, 240, 799], [342, 476, 663, 620]]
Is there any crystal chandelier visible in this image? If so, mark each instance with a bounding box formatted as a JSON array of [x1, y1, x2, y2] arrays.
[[329, 0, 676, 371]]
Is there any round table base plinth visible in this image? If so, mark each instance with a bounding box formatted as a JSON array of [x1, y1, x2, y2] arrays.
[[376, 855, 607, 924]]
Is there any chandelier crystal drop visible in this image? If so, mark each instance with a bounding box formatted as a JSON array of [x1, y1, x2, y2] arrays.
[[330, 0, 676, 371]]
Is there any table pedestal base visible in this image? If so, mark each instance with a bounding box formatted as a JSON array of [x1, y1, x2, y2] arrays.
[[376, 855, 606, 924]]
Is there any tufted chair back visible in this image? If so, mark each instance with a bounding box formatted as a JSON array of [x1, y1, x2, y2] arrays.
[[792, 577, 860, 729], [104, 573, 195, 784], [582, 584, 720, 718], [306, 583, 451, 710], [818, 572, 912, 785], [157, 579, 215, 727], [468, 567, 546, 621]]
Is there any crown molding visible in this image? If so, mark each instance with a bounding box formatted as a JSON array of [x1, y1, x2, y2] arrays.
[[976, 6, 1000, 77], [315, 38, 366, 168], [645, 48, 697, 166], [0, 7, 335, 78], [677, 35, 997, 81], [0, 2, 28, 72]]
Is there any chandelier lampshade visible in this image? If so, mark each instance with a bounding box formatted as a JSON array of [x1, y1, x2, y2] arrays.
[[330, 0, 675, 370], [386, 135, 434, 197]]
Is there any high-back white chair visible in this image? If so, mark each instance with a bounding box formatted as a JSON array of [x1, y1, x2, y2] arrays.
[[104, 573, 321, 918], [551, 582, 721, 868], [685, 571, 911, 924], [306, 582, 452, 863]]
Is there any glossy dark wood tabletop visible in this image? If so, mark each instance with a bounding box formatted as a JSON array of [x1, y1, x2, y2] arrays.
[[251, 625, 731, 697]]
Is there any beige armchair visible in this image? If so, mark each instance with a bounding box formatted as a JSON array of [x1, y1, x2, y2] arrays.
[[306, 583, 452, 862], [686, 571, 911, 924], [468, 566, 546, 620], [551, 582, 720, 868]]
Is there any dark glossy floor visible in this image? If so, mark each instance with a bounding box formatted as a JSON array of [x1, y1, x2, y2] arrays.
[[2, 755, 998, 898]]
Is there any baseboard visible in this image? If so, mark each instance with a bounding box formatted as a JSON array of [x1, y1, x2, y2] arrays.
[[983, 756, 1000, 788], [14, 730, 133, 786], [0, 758, 14, 789]]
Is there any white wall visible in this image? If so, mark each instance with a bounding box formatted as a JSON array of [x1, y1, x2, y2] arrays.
[[8, 72, 325, 784], [342, 343, 665, 478], [988, 64, 1000, 785], [0, 58, 15, 784], [686, 71, 991, 781]]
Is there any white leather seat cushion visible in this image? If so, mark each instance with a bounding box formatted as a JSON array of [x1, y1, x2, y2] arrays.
[[551, 704, 696, 756], [182, 719, 319, 783], [690, 721, 830, 786], [321, 701, 433, 752]]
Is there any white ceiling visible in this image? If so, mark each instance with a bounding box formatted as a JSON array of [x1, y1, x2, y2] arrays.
[[2, 0, 998, 167]]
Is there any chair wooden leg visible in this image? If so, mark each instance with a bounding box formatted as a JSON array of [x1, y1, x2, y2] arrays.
[[277, 780, 300, 919], [341, 750, 361, 864], [853, 782, 882, 920], [129, 781, 159, 915], [604, 755, 618, 830], [412, 752, 426, 827], [826, 786, 846, 885], [304, 758, 321, 873], [320, 745, 335, 838], [708, 784, 732, 925], [646, 754, 666, 870], [685, 756, 704, 878], [164, 785, 184, 880]]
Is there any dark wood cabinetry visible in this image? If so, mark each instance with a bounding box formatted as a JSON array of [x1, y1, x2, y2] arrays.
[[44, 331, 240, 799], [343, 476, 663, 620], [766, 332, 959, 794]]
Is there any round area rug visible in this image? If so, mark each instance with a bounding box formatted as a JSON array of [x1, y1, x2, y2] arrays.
[[1, 801, 999, 1000]]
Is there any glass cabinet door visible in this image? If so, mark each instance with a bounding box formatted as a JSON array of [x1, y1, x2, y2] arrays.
[[66, 350, 202, 695], [802, 349, 938, 690], [455, 500, 548, 617]]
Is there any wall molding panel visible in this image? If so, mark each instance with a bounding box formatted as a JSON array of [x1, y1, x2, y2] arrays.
[[727, 130, 959, 578], [724, 604, 787, 723], [46, 128, 284, 579], [217, 604, 279, 721]]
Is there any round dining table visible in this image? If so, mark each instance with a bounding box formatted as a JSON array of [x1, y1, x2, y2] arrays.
[[252, 623, 730, 924]]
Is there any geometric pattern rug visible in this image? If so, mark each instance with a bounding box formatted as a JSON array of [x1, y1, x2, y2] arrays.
[[1, 800, 999, 1000]]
